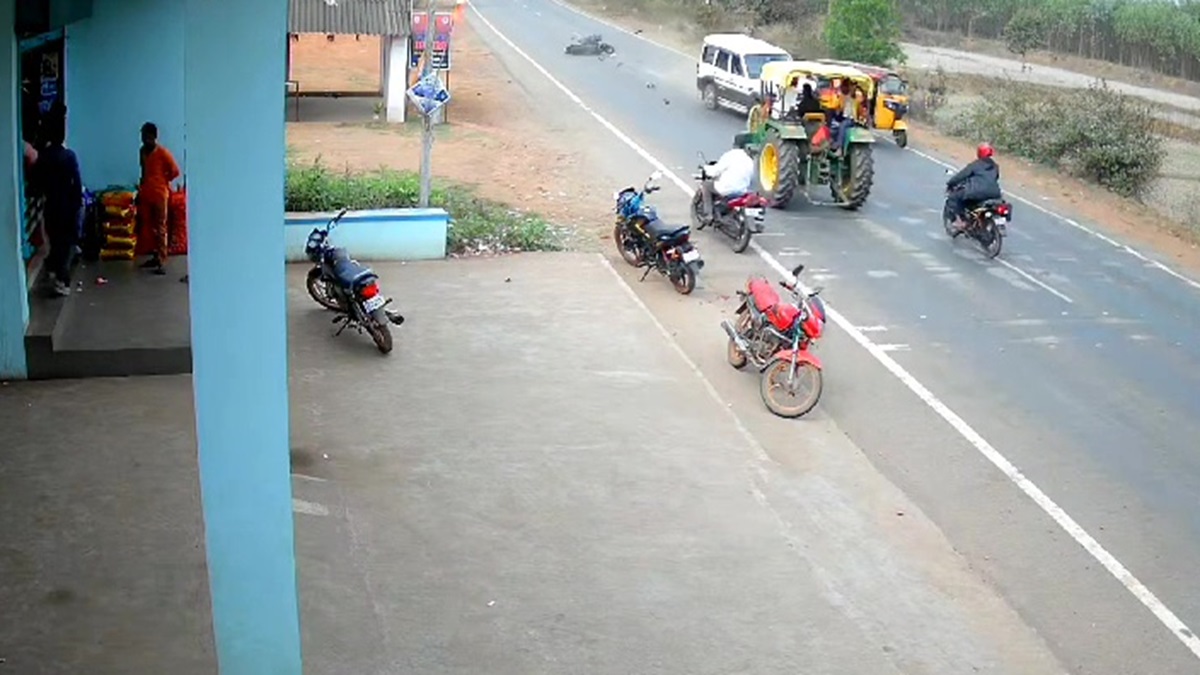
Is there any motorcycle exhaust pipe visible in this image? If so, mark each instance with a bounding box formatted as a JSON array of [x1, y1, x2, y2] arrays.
[[721, 319, 751, 355]]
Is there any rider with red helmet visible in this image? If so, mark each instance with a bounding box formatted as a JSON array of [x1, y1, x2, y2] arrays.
[[945, 143, 1002, 230]]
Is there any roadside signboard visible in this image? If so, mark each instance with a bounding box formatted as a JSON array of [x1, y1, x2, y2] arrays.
[[410, 12, 453, 70]]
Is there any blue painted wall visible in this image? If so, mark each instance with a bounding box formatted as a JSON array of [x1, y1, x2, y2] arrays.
[[284, 208, 449, 262], [184, 0, 302, 671], [65, 0, 185, 189], [0, 0, 30, 379]]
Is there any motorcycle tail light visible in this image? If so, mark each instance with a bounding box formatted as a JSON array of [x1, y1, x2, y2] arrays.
[[360, 283, 380, 299], [997, 203, 1011, 216]]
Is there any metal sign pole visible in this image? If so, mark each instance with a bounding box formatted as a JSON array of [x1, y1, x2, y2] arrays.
[[417, 0, 437, 208]]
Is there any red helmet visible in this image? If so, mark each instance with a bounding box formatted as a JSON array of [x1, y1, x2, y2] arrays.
[[977, 142, 995, 159]]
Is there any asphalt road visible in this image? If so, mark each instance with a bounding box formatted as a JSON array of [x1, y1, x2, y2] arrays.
[[467, 1, 1200, 672]]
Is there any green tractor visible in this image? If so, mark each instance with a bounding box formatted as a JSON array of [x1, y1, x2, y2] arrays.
[[744, 60, 876, 210]]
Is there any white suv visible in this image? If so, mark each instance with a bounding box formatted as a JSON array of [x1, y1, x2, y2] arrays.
[[696, 33, 791, 114]]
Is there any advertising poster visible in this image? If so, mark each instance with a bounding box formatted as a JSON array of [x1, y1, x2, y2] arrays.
[[410, 11, 454, 70]]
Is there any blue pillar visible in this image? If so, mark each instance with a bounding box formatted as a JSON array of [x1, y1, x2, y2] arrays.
[[184, 0, 301, 672], [0, 0, 29, 380]]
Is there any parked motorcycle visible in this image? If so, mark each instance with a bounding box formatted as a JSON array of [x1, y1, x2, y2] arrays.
[[565, 34, 615, 56], [721, 263, 827, 418], [613, 171, 705, 295], [304, 208, 406, 354], [690, 154, 768, 254], [943, 168, 1012, 259]]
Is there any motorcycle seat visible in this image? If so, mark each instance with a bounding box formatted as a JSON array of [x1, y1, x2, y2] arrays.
[[646, 219, 690, 242], [328, 248, 377, 288]]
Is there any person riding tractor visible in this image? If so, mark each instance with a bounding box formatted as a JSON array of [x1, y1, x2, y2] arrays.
[[745, 60, 876, 210], [817, 59, 911, 147]]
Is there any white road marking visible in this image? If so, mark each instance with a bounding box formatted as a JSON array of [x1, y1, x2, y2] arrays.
[[876, 343, 911, 352], [470, 1, 1200, 659], [867, 270, 899, 279], [898, 216, 924, 226], [292, 498, 330, 517], [857, 325, 889, 332], [291, 473, 328, 483], [996, 258, 1074, 303]]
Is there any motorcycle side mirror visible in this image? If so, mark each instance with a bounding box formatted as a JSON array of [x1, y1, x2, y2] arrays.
[[809, 285, 825, 296], [791, 263, 805, 277]]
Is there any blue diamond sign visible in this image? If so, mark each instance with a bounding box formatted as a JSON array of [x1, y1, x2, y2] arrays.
[[407, 72, 451, 116]]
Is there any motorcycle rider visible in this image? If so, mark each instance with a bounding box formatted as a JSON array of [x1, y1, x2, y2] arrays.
[[700, 134, 755, 226], [945, 142, 1002, 231]]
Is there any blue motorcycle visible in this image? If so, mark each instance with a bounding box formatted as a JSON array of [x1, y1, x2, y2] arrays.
[[612, 171, 705, 295], [304, 208, 405, 354]]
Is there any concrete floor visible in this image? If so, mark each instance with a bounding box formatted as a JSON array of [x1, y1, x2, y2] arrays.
[[0, 254, 1064, 674]]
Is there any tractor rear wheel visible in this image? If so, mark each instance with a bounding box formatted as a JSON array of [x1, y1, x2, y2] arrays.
[[758, 130, 801, 209], [834, 144, 874, 211]]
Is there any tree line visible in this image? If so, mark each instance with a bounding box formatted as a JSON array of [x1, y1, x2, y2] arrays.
[[900, 0, 1200, 81]]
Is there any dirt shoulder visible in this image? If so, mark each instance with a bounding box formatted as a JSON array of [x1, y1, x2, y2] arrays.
[[286, 25, 613, 251]]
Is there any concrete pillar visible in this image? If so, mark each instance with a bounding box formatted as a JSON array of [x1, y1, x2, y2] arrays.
[[183, 0, 302, 672], [384, 34, 408, 123], [0, 0, 30, 380]]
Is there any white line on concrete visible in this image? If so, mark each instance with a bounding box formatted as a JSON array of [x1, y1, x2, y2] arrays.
[[292, 498, 330, 517], [470, 2, 1200, 659], [291, 473, 328, 483], [543, 0, 1200, 295], [857, 325, 890, 333], [996, 259, 1075, 304], [876, 343, 912, 352]]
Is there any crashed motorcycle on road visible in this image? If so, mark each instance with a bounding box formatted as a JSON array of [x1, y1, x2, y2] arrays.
[[565, 33, 615, 56]]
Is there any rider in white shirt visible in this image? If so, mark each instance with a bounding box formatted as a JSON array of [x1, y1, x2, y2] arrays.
[[700, 137, 755, 225]]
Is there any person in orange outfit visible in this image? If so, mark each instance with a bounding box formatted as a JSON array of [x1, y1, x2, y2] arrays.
[[137, 122, 180, 275]]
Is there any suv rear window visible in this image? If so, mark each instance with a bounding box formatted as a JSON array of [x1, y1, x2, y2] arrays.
[[743, 53, 789, 79], [701, 45, 717, 64]]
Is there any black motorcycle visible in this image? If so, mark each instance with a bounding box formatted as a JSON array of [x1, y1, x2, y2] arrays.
[[613, 172, 705, 295], [304, 208, 405, 354], [565, 33, 615, 56], [942, 172, 1012, 260]]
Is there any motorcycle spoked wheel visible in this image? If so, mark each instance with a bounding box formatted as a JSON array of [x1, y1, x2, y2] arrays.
[[670, 262, 696, 295], [366, 308, 394, 354], [306, 267, 342, 311], [613, 223, 643, 267], [727, 312, 752, 370], [760, 358, 823, 419], [731, 213, 752, 253], [979, 221, 1004, 259]]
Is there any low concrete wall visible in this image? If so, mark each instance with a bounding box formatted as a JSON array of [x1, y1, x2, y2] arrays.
[[284, 208, 449, 262]]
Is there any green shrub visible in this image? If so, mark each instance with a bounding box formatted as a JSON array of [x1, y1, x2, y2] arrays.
[[943, 81, 1165, 199], [285, 160, 564, 254], [824, 0, 905, 66]]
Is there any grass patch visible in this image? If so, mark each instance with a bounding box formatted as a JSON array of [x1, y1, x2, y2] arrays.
[[286, 160, 565, 255]]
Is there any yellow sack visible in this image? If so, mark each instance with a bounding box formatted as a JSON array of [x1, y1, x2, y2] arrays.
[[104, 235, 137, 250], [100, 247, 135, 261], [103, 222, 135, 237], [101, 192, 135, 208], [105, 205, 134, 220]]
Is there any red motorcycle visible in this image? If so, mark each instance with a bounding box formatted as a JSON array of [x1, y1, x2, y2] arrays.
[[721, 263, 827, 418]]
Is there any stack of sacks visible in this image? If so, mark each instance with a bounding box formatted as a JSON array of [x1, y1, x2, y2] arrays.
[[167, 186, 187, 256], [98, 190, 137, 261]]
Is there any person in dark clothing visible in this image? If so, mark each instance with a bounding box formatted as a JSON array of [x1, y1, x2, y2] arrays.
[[794, 83, 822, 117], [34, 116, 83, 297], [945, 142, 1002, 230]]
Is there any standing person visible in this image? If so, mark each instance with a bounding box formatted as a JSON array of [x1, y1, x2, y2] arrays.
[[137, 122, 180, 275], [33, 116, 83, 297]]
